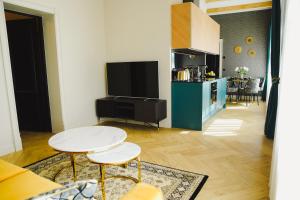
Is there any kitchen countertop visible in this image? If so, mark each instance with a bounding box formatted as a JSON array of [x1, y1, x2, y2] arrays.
[[172, 77, 227, 83]]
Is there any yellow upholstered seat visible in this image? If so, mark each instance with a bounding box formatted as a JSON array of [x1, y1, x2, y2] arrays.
[[0, 159, 61, 200], [121, 183, 164, 200], [0, 159, 27, 182], [0, 159, 162, 200]]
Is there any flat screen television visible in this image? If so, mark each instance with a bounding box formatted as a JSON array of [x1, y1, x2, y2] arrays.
[[107, 61, 159, 98]]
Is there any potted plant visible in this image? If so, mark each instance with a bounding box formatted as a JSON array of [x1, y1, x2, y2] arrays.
[[235, 66, 249, 79]]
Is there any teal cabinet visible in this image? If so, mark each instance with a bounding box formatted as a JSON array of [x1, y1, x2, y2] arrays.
[[217, 78, 227, 110], [202, 82, 211, 122], [172, 78, 227, 131], [172, 82, 203, 130]]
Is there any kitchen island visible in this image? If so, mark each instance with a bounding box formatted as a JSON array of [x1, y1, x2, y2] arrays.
[[172, 78, 227, 131]]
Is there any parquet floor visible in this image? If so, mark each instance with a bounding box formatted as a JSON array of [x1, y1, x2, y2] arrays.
[[1, 102, 273, 200]]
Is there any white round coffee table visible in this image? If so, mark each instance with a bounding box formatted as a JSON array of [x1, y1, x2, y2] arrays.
[[48, 126, 127, 180]]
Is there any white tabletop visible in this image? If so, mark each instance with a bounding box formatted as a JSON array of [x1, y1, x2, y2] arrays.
[[48, 126, 127, 153], [87, 142, 141, 164]]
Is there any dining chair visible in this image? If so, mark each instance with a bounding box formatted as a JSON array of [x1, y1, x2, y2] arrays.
[[227, 80, 239, 102], [258, 77, 265, 98], [238, 79, 249, 101], [245, 78, 260, 105]]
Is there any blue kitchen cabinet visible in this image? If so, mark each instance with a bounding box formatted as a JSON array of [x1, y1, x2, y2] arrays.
[[172, 78, 227, 131]]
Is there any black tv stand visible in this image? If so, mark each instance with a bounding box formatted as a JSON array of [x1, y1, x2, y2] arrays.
[[96, 97, 167, 129]]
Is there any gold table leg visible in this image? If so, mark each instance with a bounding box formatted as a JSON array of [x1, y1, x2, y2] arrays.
[[100, 164, 106, 200], [97, 156, 142, 200], [137, 156, 142, 182], [70, 153, 77, 181]]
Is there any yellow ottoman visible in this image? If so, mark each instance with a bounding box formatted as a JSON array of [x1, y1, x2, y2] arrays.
[[0, 159, 61, 200], [121, 183, 164, 200]]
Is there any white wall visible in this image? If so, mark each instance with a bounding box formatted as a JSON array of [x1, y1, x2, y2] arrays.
[[270, 0, 300, 199], [104, 0, 180, 128], [0, 0, 107, 155], [42, 14, 64, 132], [15, 0, 106, 130], [34, 0, 107, 129], [0, 35, 18, 155], [198, 0, 207, 12], [0, 2, 22, 155]]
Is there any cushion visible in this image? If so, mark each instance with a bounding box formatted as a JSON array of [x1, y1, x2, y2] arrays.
[[28, 180, 98, 200], [0, 159, 27, 182], [121, 183, 164, 200], [0, 171, 61, 200]]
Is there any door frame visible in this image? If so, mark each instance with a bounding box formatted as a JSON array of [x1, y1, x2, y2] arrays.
[[0, 0, 65, 152]]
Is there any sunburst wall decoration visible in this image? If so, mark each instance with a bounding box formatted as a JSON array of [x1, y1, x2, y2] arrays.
[[248, 49, 256, 57], [246, 36, 254, 44], [234, 45, 242, 54]]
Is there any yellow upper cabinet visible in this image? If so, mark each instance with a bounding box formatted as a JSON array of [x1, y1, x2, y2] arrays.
[[172, 3, 220, 55]]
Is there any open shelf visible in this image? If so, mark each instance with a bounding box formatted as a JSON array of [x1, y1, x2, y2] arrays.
[[115, 102, 134, 119]]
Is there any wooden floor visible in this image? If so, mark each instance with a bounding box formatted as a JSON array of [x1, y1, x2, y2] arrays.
[[1, 101, 273, 200]]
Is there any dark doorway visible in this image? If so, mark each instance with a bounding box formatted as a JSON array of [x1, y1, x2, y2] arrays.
[[5, 10, 52, 132]]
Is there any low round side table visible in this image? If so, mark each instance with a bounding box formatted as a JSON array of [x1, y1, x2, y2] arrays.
[[87, 142, 142, 200]]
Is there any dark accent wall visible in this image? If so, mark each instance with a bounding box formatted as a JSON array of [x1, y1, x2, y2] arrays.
[[212, 10, 271, 78], [173, 53, 205, 69]]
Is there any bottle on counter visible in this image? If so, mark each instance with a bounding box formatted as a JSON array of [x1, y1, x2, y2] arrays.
[[197, 66, 201, 81], [184, 68, 190, 81]]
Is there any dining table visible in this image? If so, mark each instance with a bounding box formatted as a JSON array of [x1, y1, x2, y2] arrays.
[[231, 78, 250, 101]]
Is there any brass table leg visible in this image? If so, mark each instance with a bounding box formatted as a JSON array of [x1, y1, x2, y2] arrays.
[[137, 156, 142, 182], [70, 153, 77, 181], [97, 156, 141, 199], [100, 164, 106, 200]]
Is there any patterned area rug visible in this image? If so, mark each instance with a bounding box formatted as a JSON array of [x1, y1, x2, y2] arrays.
[[26, 153, 208, 200]]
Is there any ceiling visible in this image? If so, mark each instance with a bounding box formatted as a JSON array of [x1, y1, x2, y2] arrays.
[[205, 0, 272, 15]]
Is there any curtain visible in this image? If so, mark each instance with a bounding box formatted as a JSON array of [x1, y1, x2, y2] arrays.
[[264, 0, 281, 139], [262, 25, 272, 101]]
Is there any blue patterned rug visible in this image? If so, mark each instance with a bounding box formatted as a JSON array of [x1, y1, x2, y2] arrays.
[[26, 153, 208, 200]]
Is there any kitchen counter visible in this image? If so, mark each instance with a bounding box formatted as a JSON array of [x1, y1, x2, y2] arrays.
[[172, 78, 227, 130], [172, 77, 227, 83]]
